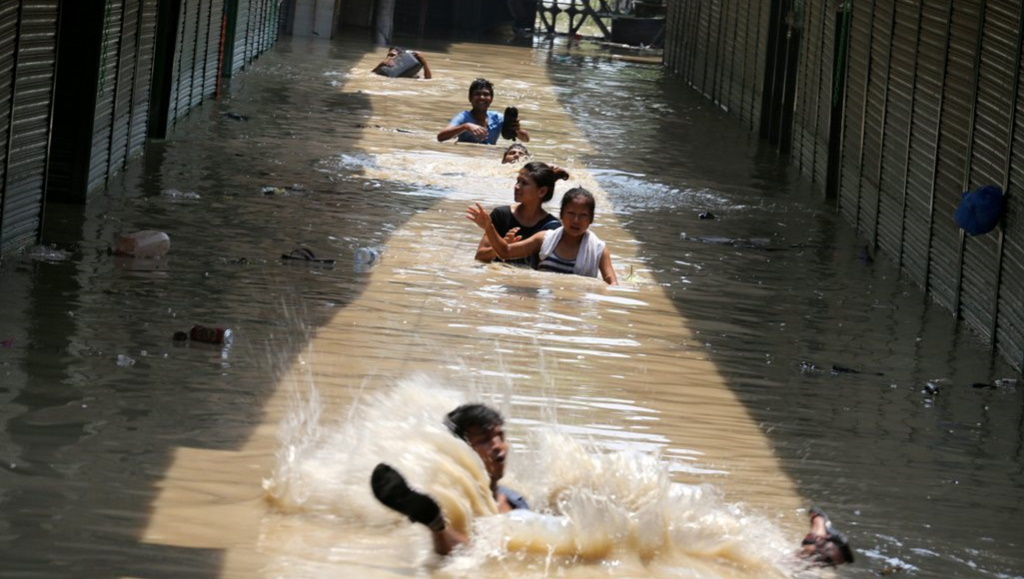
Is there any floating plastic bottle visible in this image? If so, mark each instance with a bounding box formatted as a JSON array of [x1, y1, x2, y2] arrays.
[[189, 324, 233, 345], [354, 247, 381, 272], [113, 231, 171, 258]]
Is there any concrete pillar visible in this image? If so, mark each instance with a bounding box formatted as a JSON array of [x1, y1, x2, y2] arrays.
[[292, 0, 335, 38], [375, 0, 395, 45]]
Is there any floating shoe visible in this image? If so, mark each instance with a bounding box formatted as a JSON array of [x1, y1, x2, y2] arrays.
[[803, 507, 854, 565], [371, 463, 445, 531]]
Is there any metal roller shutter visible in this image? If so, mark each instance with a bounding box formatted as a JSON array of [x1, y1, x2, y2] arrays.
[[692, 1, 709, 91], [2, 0, 57, 254], [876, 0, 915, 261], [858, 0, 894, 248], [902, 3, 950, 288], [232, 0, 249, 74], [0, 1, 17, 208], [838, 0, 871, 226], [795, 0, 818, 179], [87, 0, 123, 193], [997, 8, 1024, 369], [960, 0, 1017, 342], [203, 0, 224, 100], [707, 0, 724, 105], [128, 0, 157, 159], [190, 0, 210, 109], [813, 3, 834, 192], [721, 0, 740, 114], [929, 0, 982, 313], [747, 2, 770, 131], [109, 0, 138, 175], [733, 0, 750, 123], [173, 0, 198, 123]]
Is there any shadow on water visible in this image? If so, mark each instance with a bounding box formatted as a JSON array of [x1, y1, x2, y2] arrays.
[[540, 45, 1024, 577]]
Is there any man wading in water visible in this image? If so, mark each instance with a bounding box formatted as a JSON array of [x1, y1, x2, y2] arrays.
[[370, 404, 853, 566]]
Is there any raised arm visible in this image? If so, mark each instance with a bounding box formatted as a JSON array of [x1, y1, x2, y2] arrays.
[[438, 121, 487, 142], [599, 246, 618, 285], [475, 227, 521, 262], [411, 51, 432, 79], [467, 203, 543, 260]]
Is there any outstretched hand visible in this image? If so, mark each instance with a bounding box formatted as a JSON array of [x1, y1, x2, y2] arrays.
[[466, 203, 491, 230], [504, 227, 522, 244]]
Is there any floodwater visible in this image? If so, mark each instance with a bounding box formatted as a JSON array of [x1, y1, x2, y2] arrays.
[[0, 32, 1021, 579]]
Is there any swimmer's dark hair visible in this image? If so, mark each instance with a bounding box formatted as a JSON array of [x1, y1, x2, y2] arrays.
[[469, 78, 494, 99], [444, 404, 504, 440], [560, 187, 595, 217], [522, 161, 570, 203], [505, 143, 529, 155]]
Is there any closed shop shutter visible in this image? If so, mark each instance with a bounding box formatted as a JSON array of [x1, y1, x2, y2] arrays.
[[173, 0, 198, 123], [794, 0, 819, 179], [960, 0, 1017, 341], [813, 3, 834, 191], [692, 1, 709, 91], [109, 0, 138, 175], [87, 0, 123, 194], [858, 0, 893, 247], [998, 12, 1024, 369], [746, 2, 770, 131], [232, 0, 250, 74], [929, 0, 981, 312], [708, 0, 726, 106], [876, 0, 916, 260], [190, 0, 211, 109], [0, 2, 17, 205], [838, 0, 871, 226], [732, 0, 749, 123], [1, 0, 58, 255], [720, 0, 741, 115], [203, 0, 224, 100], [902, 3, 950, 288], [128, 0, 157, 159]]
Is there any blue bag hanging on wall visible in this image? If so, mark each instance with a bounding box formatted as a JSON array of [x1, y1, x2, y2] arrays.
[[954, 185, 1005, 236]]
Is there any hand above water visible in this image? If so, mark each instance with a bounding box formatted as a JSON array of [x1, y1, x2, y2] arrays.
[[466, 203, 491, 231]]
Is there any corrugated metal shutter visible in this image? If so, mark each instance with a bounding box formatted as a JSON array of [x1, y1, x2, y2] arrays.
[[87, 0, 122, 193], [929, 0, 981, 313], [720, 0, 740, 114], [190, 0, 211, 109], [731, 0, 749, 122], [706, 0, 722, 102], [203, 0, 223, 100], [232, 0, 249, 74], [109, 0, 138, 175], [128, 0, 157, 159], [663, 0, 680, 74], [902, 3, 949, 288], [876, 0, 915, 261], [173, 0, 198, 123], [794, 0, 817, 178], [838, 0, 872, 226], [960, 0, 1017, 342], [0, 2, 17, 208], [858, 0, 893, 248], [746, 2, 769, 131], [2, 0, 58, 254], [998, 10, 1024, 369], [692, 1, 709, 91], [813, 3, 834, 191]]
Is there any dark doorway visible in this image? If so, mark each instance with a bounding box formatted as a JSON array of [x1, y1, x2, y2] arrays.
[[760, 0, 802, 153], [826, 4, 851, 199]]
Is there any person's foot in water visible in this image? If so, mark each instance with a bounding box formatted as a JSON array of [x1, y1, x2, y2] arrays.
[[798, 507, 854, 566], [371, 463, 445, 531]]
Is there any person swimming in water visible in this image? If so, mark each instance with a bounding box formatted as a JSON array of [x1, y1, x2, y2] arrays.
[[437, 78, 529, 145], [501, 143, 530, 164], [468, 187, 619, 285], [371, 403, 854, 565], [371, 403, 525, 555], [475, 161, 566, 266], [371, 46, 432, 79]]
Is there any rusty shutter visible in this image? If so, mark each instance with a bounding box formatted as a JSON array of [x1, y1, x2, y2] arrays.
[[128, 0, 157, 159], [960, 0, 1018, 342], [838, 0, 872, 226], [108, 0, 137, 175], [875, 0, 915, 260], [929, 0, 982, 312], [1, 0, 58, 255], [902, 3, 951, 288], [998, 9, 1024, 369]]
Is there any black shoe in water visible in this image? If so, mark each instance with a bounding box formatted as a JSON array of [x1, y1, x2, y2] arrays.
[[371, 463, 445, 531], [502, 106, 519, 140]]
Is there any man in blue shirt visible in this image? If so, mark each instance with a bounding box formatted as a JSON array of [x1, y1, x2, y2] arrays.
[[437, 78, 530, 145]]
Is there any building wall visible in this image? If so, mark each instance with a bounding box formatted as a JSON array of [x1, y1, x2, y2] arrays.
[[665, 0, 1024, 372]]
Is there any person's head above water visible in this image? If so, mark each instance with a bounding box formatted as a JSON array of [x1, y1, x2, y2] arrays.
[[468, 78, 494, 100], [518, 161, 570, 204], [502, 143, 530, 164], [559, 187, 597, 236], [445, 403, 508, 485]]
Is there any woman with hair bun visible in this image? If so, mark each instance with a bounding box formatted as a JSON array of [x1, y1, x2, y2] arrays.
[[474, 161, 569, 266], [468, 187, 618, 285]]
